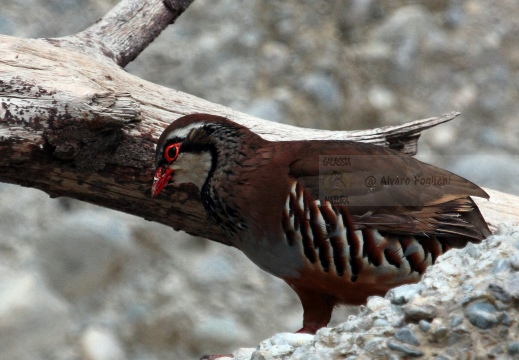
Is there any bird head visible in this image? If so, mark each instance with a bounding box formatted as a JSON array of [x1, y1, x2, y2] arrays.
[[151, 115, 220, 198]]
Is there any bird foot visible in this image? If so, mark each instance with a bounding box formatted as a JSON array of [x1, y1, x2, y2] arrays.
[[296, 324, 326, 334], [200, 354, 234, 360]]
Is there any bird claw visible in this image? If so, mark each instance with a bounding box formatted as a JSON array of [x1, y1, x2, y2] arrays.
[[296, 324, 325, 334]]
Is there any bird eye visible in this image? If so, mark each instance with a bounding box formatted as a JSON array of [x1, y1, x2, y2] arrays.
[[165, 143, 181, 162]]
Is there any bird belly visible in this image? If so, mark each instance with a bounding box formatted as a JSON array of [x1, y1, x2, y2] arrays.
[[238, 230, 306, 278]]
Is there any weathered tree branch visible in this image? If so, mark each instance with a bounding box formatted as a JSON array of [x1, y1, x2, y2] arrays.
[[49, 0, 194, 67], [0, 0, 516, 248]]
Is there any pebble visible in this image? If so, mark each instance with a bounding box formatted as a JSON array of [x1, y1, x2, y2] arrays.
[[252, 345, 294, 360], [402, 301, 437, 322], [464, 302, 501, 329], [489, 282, 512, 303], [394, 327, 421, 346], [387, 284, 423, 305], [501, 312, 513, 326], [418, 320, 431, 333], [428, 321, 450, 343], [508, 342, 519, 355], [233, 348, 255, 360], [387, 339, 424, 358], [373, 319, 390, 327], [508, 277, 519, 300], [510, 254, 519, 270], [268, 333, 314, 348], [366, 296, 391, 312], [492, 259, 511, 274], [364, 337, 386, 353], [450, 316, 463, 327]]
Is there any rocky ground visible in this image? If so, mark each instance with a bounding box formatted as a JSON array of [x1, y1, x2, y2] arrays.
[[1, 0, 518, 359], [227, 225, 519, 359]]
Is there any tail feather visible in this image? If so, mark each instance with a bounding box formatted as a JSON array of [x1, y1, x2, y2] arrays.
[[434, 197, 490, 241]]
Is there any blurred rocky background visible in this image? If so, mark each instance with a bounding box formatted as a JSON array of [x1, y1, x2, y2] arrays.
[[0, 0, 518, 359]]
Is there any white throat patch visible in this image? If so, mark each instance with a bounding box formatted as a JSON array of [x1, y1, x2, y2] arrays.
[[169, 150, 212, 190]]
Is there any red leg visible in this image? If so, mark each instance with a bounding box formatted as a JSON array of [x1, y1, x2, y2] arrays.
[[288, 283, 337, 334], [296, 324, 327, 334]]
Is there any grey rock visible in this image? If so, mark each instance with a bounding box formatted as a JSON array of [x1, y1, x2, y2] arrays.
[[489, 345, 505, 357], [492, 259, 511, 274], [387, 339, 424, 357], [233, 348, 255, 360], [366, 296, 391, 312], [464, 302, 501, 329], [489, 282, 512, 303], [450, 316, 463, 327], [268, 333, 314, 348], [508, 342, 519, 355], [403, 302, 437, 322], [364, 337, 387, 353], [501, 312, 513, 327], [395, 327, 421, 346], [428, 322, 450, 344], [463, 243, 481, 259], [387, 284, 423, 305], [252, 344, 294, 360], [418, 320, 431, 333], [291, 346, 318, 359], [373, 318, 390, 327], [511, 254, 519, 270], [507, 276, 519, 300]]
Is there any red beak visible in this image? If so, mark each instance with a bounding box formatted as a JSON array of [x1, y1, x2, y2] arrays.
[[151, 166, 174, 198]]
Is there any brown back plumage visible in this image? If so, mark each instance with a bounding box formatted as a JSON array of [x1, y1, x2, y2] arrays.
[[282, 140, 490, 242]]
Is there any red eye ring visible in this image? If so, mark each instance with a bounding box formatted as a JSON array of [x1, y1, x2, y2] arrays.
[[164, 143, 181, 163]]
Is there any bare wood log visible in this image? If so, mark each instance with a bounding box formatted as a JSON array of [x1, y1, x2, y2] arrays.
[[0, 0, 516, 248], [475, 188, 519, 232], [50, 0, 194, 67]]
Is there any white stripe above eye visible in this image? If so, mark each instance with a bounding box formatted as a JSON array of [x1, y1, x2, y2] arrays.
[[166, 122, 205, 140]]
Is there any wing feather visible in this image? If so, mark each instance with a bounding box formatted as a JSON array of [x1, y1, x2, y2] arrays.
[[281, 140, 490, 241]]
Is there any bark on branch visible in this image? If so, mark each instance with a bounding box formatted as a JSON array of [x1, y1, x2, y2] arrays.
[[0, 0, 516, 247], [50, 0, 194, 67]]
